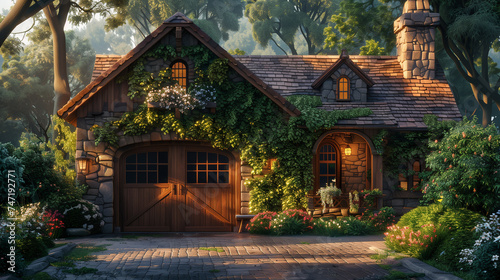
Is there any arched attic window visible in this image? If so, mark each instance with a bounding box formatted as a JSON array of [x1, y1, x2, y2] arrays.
[[337, 76, 350, 101], [171, 61, 188, 88]]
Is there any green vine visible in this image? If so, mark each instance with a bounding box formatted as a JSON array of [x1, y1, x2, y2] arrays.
[[92, 43, 374, 212]]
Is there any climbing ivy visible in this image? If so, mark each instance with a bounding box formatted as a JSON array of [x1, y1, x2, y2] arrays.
[[92, 43, 373, 211]]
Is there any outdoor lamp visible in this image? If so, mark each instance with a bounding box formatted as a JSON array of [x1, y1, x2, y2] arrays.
[[345, 145, 352, 156], [77, 153, 91, 174]]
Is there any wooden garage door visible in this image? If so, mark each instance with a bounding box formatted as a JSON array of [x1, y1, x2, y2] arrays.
[[120, 145, 234, 232]]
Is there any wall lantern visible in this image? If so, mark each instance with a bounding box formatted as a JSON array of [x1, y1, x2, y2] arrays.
[[77, 153, 92, 174], [345, 145, 352, 156]]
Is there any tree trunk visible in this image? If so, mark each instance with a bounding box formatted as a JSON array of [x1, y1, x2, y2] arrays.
[[43, 2, 71, 115], [470, 83, 492, 127], [0, 0, 54, 47], [0, 0, 32, 46]]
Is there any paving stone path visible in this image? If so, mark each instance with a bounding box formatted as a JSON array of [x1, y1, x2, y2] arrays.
[[43, 233, 391, 280]]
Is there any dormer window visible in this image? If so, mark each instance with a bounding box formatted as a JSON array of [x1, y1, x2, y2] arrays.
[[337, 76, 350, 101], [171, 61, 188, 88]]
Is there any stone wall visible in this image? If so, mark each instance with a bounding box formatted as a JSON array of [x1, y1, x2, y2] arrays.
[[320, 64, 368, 103], [393, 0, 439, 79]]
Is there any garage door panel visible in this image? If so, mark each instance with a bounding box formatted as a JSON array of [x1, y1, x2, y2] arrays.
[[122, 186, 174, 231], [120, 146, 234, 232]]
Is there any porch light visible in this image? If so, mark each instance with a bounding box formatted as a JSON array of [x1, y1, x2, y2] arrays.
[[345, 145, 352, 156], [77, 153, 92, 174]]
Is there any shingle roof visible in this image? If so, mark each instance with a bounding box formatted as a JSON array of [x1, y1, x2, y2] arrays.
[[88, 48, 462, 130], [235, 55, 462, 129], [58, 12, 300, 125]]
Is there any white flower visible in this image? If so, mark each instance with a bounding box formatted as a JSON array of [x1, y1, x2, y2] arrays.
[[492, 255, 499, 261], [84, 215, 91, 220], [88, 225, 94, 230]]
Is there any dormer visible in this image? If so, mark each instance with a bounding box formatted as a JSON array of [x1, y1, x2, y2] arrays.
[[312, 50, 374, 103]]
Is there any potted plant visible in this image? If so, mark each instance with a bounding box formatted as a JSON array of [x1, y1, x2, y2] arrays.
[[349, 191, 360, 214], [316, 179, 341, 212], [359, 188, 383, 208]]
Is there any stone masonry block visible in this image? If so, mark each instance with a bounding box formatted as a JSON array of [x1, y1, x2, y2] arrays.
[[76, 128, 88, 141], [241, 193, 250, 202], [100, 181, 113, 203]]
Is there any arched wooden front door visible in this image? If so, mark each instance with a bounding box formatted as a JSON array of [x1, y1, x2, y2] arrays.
[[119, 144, 235, 232]]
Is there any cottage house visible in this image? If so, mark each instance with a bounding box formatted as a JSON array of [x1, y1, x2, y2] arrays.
[[58, 0, 461, 233]]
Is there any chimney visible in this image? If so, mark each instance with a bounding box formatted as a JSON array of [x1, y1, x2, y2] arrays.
[[394, 0, 439, 79]]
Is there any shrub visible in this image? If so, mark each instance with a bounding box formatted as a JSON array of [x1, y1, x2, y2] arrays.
[[0, 143, 24, 209], [313, 216, 374, 236], [270, 209, 313, 235], [17, 237, 48, 261], [57, 199, 103, 234], [397, 204, 444, 229], [424, 117, 500, 215], [360, 207, 396, 232], [246, 211, 277, 234], [0, 230, 27, 274], [385, 224, 445, 259], [459, 210, 500, 280], [41, 209, 65, 239]]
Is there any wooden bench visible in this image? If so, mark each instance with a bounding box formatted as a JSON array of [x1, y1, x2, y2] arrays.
[[235, 214, 255, 233]]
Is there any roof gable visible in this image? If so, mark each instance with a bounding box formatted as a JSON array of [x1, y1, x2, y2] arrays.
[[311, 50, 374, 89], [58, 12, 300, 125]]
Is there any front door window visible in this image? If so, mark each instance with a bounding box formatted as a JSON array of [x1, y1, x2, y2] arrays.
[[318, 143, 338, 188]]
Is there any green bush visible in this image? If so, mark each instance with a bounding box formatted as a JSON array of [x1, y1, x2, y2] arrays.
[[246, 211, 277, 234], [313, 216, 374, 236], [360, 207, 396, 232], [57, 199, 103, 234], [389, 204, 485, 263], [397, 204, 444, 229], [0, 143, 24, 209], [459, 210, 500, 280], [385, 224, 446, 259], [424, 117, 500, 215], [270, 209, 313, 235], [17, 237, 48, 261], [0, 234, 26, 275], [433, 230, 475, 271]]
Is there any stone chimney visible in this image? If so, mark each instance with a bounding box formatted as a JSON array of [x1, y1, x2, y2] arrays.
[[394, 0, 439, 79]]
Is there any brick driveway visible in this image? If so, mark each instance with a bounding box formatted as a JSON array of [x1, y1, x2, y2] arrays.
[[44, 233, 390, 280]]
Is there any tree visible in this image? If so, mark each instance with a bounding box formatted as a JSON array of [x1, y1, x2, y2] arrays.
[[0, 31, 94, 143], [428, 0, 500, 127], [323, 0, 398, 54], [424, 117, 500, 215], [74, 18, 135, 55], [0, 0, 126, 115], [0, 0, 54, 48], [109, 0, 244, 43], [245, 0, 337, 55]]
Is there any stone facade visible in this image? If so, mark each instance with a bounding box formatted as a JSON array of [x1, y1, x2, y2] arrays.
[[393, 0, 439, 79], [320, 64, 368, 103]]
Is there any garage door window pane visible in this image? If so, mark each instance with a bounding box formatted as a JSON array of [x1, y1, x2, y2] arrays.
[[126, 172, 136, 183], [137, 172, 147, 183], [187, 151, 230, 184], [158, 165, 168, 183], [125, 151, 168, 184]]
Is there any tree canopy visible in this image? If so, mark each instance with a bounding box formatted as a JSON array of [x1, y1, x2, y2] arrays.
[[245, 0, 337, 55], [323, 0, 398, 55], [0, 30, 94, 143], [107, 0, 244, 43]]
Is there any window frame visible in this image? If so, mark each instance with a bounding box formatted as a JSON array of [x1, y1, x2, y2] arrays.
[[315, 141, 342, 191], [170, 60, 188, 88], [336, 76, 351, 101]]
